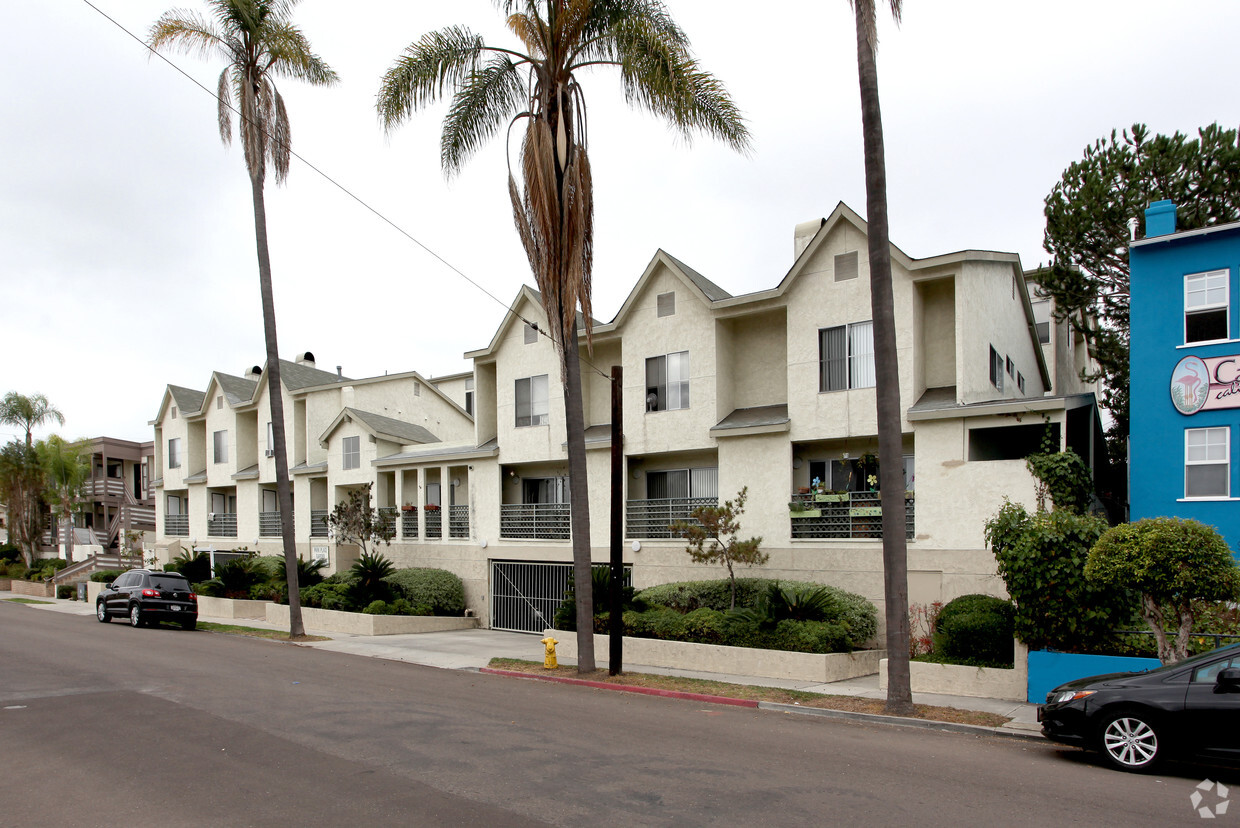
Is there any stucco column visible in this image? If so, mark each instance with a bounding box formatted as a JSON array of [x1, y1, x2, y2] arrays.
[[416, 468, 425, 539]]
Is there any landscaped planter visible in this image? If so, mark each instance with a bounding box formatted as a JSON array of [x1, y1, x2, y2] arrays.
[[196, 596, 270, 620], [265, 603, 479, 636], [1026, 650, 1161, 704], [10, 580, 55, 598], [815, 493, 848, 503], [878, 640, 1028, 702], [548, 630, 884, 683]]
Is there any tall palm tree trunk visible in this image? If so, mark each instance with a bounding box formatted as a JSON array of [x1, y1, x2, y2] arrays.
[[249, 172, 305, 639], [563, 319, 596, 672], [854, 3, 912, 715]]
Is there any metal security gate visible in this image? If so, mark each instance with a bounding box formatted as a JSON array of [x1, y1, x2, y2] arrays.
[[489, 560, 632, 634]]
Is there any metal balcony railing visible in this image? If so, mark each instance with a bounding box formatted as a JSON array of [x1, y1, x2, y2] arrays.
[[208, 513, 237, 538], [624, 497, 716, 539], [449, 505, 469, 538], [310, 510, 328, 538], [379, 507, 398, 538], [259, 511, 282, 537], [788, 491, 914, 540], [500, 503, 570, 540], [425, 508, 442, 539], [401, 509, 418, 539], [165, 514, 189, 537]]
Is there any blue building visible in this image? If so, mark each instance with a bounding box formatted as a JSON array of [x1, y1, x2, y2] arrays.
[[1130, 200, 1240, 552]]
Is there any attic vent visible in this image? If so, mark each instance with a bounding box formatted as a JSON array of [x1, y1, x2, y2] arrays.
[[414, 381, 421, 396], [834, 251, 858, 282], [217, 395, 224, 410], [657, 291, 676, 317], [171, 407, 177, 419], [524, 323, 538, 344]]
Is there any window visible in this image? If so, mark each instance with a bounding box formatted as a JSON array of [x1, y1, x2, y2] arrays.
[[342, 435, 360, 470], [168, 438, 180, 469], [989, 345, 1004, 391], [1006, 356, 1014, 377], [213, 430, 228, 464], [834, 251, 858, 282], [515, 375, 549, 426], [262, 489, 278, 512], [1185, 270, 1229, 343], [464, 378, 474, 416], [819, 322, 875, 391], [1031, 298, 1051, 345], [657, 292, 676, 317], [165, 494, 182, 515], [524, 322, 539, 344], [647, 467, 717, 499], [522, 476, 569, 504], [646, 351, 690, 411], [266, 421, 274, 456], [1017, 372, 1026, 394], [1186, 427, 1229, 498]]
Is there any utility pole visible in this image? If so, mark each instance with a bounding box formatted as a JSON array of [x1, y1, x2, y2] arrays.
[[609, 366, 623, 675]]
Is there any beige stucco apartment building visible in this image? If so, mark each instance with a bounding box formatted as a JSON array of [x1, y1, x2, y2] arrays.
[[152, 203, 1101, 632]]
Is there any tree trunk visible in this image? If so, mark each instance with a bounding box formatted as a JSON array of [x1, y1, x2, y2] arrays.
[[562, 320, 595, 672], [854, 3, 913, 715], [249, 172, 305, 640]]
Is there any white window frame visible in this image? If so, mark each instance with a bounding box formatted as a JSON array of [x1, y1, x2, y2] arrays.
[[213, 430, 228, 464], [1185, 269, 1229, 344], [646, 351, 690, 411], [989, 345, 1004, 391], [1186, 427, 1230, 499], [515, 375, 549, 427], [464, 377, 474, 416], [819, 322, 875, 392], [168, 438, 180, 469], [342, 435, 360, 470]]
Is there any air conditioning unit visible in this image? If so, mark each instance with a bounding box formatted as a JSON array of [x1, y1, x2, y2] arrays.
[[265, 449, 275, 458]]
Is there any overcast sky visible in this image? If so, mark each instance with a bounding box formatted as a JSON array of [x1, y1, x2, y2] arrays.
[[4, 1, 1238, 444]]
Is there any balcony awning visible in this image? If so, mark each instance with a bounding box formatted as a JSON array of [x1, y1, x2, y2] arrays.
[[709, 404, 790, 437]]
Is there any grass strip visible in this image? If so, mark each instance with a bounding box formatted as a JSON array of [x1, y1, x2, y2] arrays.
[[197, 621, 329, 642], [4, 598, 53, 604], [487, 658, 1010, 728]]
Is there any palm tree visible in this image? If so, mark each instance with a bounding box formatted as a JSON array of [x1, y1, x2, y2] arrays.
[[0, 392, 64, 447], [377, 0, 749, 672], [851, 0, 912, 714], [0, 441, 45, 567], [149, 0, 337, 639], [37, 435, 90, 563]]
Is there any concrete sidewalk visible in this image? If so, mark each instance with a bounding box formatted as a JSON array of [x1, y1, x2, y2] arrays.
[[4, 591, 1042, 737]]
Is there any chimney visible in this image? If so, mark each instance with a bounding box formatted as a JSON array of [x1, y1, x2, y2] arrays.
[[794, 218, 825, 261], [245, 365, 262, 381], [1145, 200, 1177, 238], [295, 351, 316, 367]]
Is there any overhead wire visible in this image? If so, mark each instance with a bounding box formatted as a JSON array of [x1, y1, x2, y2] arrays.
[[78, 0, 615, 384]]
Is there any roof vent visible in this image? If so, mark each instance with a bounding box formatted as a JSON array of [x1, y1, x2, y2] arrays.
[[246, 365, 262, 380], [296, 351, 316, 367]]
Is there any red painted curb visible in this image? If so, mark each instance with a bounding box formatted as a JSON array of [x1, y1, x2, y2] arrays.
[[479, 667, 759, 708]]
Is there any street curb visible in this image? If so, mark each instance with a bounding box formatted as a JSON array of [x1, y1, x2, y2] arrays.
[[479, 668, 759, 708], [479, 667, 1044, 741]]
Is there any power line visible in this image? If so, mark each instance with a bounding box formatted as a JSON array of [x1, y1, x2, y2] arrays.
[[79, 0, 614, 383]]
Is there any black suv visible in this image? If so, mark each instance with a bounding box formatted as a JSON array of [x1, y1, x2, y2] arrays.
[[96, 569, 198, 630]]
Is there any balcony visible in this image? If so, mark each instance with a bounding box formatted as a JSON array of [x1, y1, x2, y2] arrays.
[[500, 503, 570, 540], [86, 479, 127, 499], [625, 497, 717, 539], [401, 510, 418, 539], [379, 507, 398, 538], [425, 507, 442, 539], [259, 511, 282, 537], [449, 505, 469, 539], [310, 510, 328, 538], [165, 514, 188, 537], [788, 491, 914, 540], [208, 513, 238, 538]]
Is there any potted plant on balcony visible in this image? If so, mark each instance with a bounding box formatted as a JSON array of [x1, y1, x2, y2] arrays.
[[424, 503, 441, 512], [401, 502, 415, 512]]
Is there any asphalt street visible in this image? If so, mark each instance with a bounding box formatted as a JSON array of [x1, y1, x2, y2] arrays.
[[1, 601, 1228, 826]]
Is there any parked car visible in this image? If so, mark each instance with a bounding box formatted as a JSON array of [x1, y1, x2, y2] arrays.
[[96, 569, 197, 630], [1039, 642, 1240, 772]]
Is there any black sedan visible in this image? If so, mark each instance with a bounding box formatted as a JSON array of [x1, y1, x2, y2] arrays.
[[96, 569, 198, 630], [1040, 642, 1240, 771]]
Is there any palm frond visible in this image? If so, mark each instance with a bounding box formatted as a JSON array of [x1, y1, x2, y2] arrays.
[[850, 0, 903, 53], [441, 54, 525, 176], [262, 20, 338, 86], [216, 66, 233, 144], [148, 11, 229, 61], [376, 27, 488, 132], [270, 85, 292, 183]]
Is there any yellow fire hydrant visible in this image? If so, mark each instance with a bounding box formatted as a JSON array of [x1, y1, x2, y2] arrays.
[[541, 636, 559, 669]]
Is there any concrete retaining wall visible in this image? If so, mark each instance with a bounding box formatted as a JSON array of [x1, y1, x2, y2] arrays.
[[197, 596, 270, 620], [265, 604, 479, 636], [10, 580, 55, 598], [879, 640, 1028, 701], [548, 630, 884, 683]]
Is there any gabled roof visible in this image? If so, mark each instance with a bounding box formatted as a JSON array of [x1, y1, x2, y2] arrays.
[[215, 373, 258, 406], [169, 385, 205, 415], [318, 407, 440, 448], [279, 359, 345, 390], [601, 249, 736, 332], [464, 285, 604, 360]]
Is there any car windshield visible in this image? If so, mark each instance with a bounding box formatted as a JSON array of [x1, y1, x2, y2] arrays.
[[1140, 643, 1240, 675], [150, 576, 190, 590]]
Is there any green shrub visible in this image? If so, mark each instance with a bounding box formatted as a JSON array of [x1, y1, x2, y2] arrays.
[[167, 551, 211, 584], [200, 556, 266, 599], [249, 582, 283, 602], [636, 579, 767, 612], [553, 565, 642, 630], [0, 543, 22, 563], [363, 600, 390, 615], [932, 594, 1015, 667], [300, 581, 353, 611], [682, 607, 726, 644], [383, 567, 465, 616], [57, 585, 76, 600], [91, 569, 124, 583], [349, 552, 396, 606]]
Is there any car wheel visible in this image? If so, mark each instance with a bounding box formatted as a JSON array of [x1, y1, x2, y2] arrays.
[[181, 618, 197, 631], [129, 603, 144, 628], [96, 602, 110, 623], [1099, 710, 1162, 772]]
